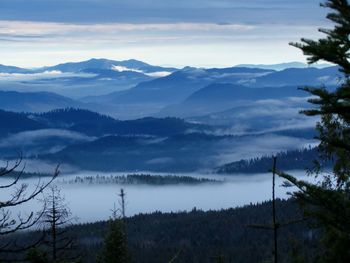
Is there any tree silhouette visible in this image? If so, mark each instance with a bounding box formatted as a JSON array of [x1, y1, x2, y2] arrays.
[[278, 0, 350, 261], [98, 188, 130, 263], [40, 185, 78, 262], [0, 157, 58, 260]]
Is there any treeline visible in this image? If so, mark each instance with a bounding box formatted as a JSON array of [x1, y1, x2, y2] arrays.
[[12, 199, 318, 263], [61, 174, 221, 185], [217, 147, 332, 174]]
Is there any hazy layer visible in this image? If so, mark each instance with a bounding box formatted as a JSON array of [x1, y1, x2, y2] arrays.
[[0, 171, 307, 224]]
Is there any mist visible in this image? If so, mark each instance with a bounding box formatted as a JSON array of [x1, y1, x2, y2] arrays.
[[0, 171, 308, 224]]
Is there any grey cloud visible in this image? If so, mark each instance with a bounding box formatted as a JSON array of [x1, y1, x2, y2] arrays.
[[0, 0, 327, 25], [0, 129, 95, 148], [216, 134, 317, 165], [0, 71, 96, 82]]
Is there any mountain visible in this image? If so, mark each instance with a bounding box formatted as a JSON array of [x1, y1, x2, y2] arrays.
[[186, 98, 315, 133], [84, 66, 338, 118], [0, 108, 212, 159], [0, 59, 178, 99], [216, 147, 327, 174], [42, 133, 228, 172], [0, 107, 315, 171], [41, 129, 314, 172], [33, 108, 203, 136], [0, 90, 85, 113], [159, 84, 309, 118], [83, 67, 275, 106], [236, 62, 332, 71], [184, 84, 307, 102], [253, 66, 339, 87], [41, 58, 177, 75], [0, 64, 29, 74], [0, 110, 45, 137], [0, 62, 340, 119]]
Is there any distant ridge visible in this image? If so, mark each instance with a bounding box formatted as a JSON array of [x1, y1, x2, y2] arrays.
[[0, 90, 83, 113], [0, 64, 29, 74], [37, 58, 178, 74], [236, 62, 332, 71]]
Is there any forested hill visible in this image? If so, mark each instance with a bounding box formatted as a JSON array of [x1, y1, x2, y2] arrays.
[[217, 147, 332, 174], [0, 108, 207, 138], [18, 199, 316, 263], [33, 108, 204, 136]]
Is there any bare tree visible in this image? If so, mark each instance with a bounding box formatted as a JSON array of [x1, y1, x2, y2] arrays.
[[0, 156, 58, 258], [248, 157, 304, 263], [40, 185, 78, 262]]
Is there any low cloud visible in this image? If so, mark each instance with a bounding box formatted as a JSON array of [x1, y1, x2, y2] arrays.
[[216, 134, 318, 165], [112, 65, 172, 77], [0, 129, 95, 148], [0, 21, 256, 44], [0, 71, 96, 82]]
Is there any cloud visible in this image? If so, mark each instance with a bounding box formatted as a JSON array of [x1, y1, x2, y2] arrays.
[[0, 21, 256, 42], [0, 129, 95, 148], [0, 0, 326, 25], [112, 65, 172, 77], [192, 97, 318, 135], [0, 0, 330, 67], [146, 157, 174, 165], [0, 71, 96, 82], [216, 134, 318, 165]]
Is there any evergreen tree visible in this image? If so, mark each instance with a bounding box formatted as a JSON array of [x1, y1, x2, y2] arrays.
[[278, 0, 350, 262], [99, 219, 129, 263], [26, 248, 49, 263]]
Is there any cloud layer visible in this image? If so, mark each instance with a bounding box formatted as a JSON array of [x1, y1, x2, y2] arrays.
[[0, 0, 331, 67], [0, 0, 326, 24]]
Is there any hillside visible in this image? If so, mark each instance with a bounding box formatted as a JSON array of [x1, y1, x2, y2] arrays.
[[253, 66, 339, 86], [0, 90, 83, 113], [0, 109, 45, 136], [159, 84, 309, 117], [216, 147, 332, 174]]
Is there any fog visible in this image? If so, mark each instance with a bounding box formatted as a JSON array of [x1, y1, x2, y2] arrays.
[[0, 171, 308, 224], [215, 135, 317, 165]]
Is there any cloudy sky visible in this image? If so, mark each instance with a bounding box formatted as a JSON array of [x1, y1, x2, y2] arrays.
[[0, 0, 330, 68]]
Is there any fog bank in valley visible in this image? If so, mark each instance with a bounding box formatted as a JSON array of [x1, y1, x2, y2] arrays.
[[0, 171, 308, 223]]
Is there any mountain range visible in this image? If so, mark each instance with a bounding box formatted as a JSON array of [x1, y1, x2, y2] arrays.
[[0, 108, 316, 172], [0, 58, 341, 121]]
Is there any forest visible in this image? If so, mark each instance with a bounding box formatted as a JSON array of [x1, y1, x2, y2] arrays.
[[11, 199, 315, 263]]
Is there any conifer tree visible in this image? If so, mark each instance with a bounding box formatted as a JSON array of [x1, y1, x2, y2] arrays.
[[99, 220, 129, 263], [278, 0, 350, 262]]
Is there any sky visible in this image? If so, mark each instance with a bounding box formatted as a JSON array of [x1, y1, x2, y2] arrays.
[[0, 0, 330, 68]]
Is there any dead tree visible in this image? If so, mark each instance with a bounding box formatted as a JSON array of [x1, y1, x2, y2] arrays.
[[41, 185, 77, 262], [272, 157, 278, 263], [248, 157, 304, 263], [0, 157, 58, 258], [99, 188, 130, 263], [118, 189, 126, 221]]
